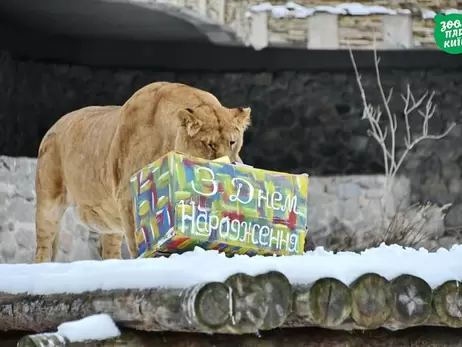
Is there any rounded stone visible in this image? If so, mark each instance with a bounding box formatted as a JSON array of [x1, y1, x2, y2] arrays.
[[445, 203, 462, 228]]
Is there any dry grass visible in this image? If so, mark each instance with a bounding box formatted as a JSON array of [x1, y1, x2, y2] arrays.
[[380, 203, 446, 248], [304, 201, 448, 253]]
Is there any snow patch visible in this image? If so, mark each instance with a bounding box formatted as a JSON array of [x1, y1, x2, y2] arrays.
[[57, 314, 121, 343], [422, 8, 462, 19], [251, 1, 462, 19], [0, 244, 461, 294]]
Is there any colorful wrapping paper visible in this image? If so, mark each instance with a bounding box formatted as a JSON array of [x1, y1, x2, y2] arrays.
[[130, 151, 309, 258]]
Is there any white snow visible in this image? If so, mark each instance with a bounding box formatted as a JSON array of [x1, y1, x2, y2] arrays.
[[422, 8, 462, 19], [0, 244, 461, 294], [57, 314, 120, 343], [251, 1, 462, 19]]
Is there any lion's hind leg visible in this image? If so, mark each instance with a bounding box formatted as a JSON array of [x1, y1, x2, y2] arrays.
[[76, 205, 124, 260], [99, 233, 124, 260], [35, 133, 67, 263]]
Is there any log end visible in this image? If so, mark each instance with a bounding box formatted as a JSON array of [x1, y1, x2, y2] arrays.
[[254, 271, 293, 330], [391, 274, 432, 326], [350, 273, 394, 329], [433, 280, 462, 328], [309, 277, 352, 327], [224, 273, 268, 334], [193, 282, 232, 330]]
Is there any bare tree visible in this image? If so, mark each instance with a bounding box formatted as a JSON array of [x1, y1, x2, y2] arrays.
[[347, 43, 456, 249], [347, 44, 455, 194]]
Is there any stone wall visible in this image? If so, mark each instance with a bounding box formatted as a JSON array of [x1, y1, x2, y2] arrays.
[[257, 8, 437, 48], [182, 0, 455, 49], [249, 0, 461, 9], [0, 51, 460, 262], [0, 156, 132, 263]]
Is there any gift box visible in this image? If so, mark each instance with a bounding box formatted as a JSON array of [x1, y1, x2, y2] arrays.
[[130, 151, 309, 258]]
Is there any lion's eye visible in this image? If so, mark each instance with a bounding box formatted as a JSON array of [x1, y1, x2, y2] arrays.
[[229, 141, 236, 147]]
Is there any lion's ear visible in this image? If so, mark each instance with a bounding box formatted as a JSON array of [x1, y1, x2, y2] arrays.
[[233, 107, 251, 130], [177, 108, 203, 137]]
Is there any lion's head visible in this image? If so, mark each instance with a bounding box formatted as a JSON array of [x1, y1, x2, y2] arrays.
[[174, 105, 251, 163]]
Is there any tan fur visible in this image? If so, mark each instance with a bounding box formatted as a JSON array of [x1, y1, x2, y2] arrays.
[[34, 82, 251, 263]]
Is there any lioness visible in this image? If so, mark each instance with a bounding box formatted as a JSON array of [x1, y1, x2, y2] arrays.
[[35, 82, 251, 263]]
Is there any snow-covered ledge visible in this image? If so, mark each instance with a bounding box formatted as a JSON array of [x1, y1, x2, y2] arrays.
[[0, 156, 448, 264], [3, 245, 462, 337], [245, 2, 462, 49], [248, 5, 415, 50]]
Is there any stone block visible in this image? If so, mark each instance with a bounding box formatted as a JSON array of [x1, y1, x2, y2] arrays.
[[306, 175, 414, 251], [0, 156, 102, 263]]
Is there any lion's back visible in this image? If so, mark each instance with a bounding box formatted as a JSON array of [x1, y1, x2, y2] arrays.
[[127, 82, 221, 118], [49, 105, 120, 155], [39, 105, 122, 203]]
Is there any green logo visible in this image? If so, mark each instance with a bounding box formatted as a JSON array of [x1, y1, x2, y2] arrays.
[[434, 13, 462, 54]]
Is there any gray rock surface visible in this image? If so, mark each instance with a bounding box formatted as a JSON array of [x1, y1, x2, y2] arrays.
[[305, 175, 447, 252], [0, 156, 131, 263], [0, 155, 452, 264]]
